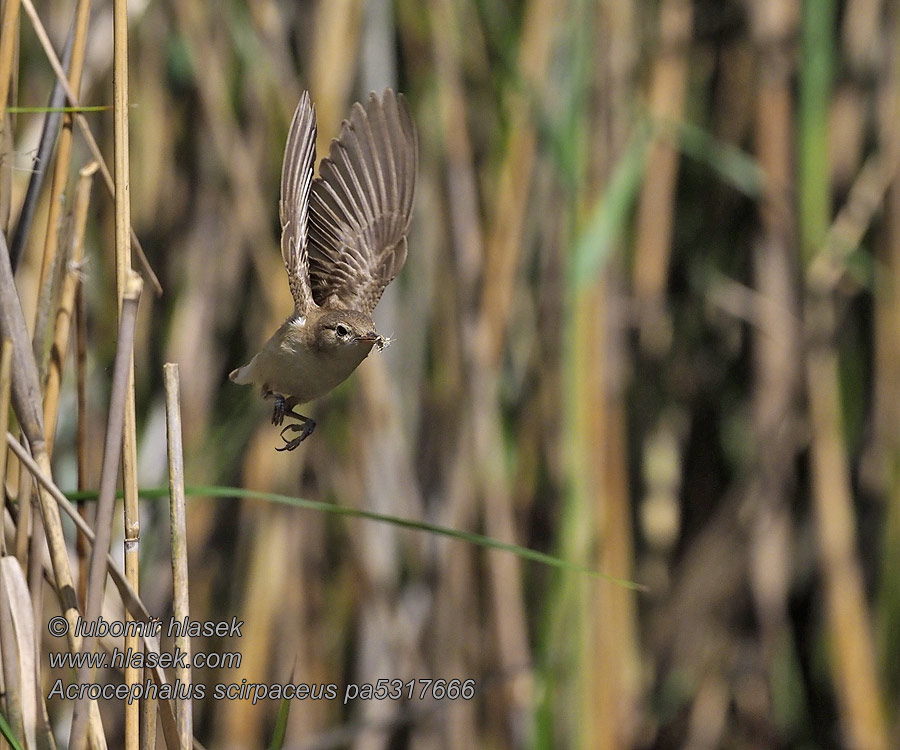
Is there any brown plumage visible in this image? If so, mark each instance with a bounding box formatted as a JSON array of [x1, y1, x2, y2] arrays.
[[229, 89, 418, 450]]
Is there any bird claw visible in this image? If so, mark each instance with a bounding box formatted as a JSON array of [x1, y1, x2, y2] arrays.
[[275, 420, 316, 451]]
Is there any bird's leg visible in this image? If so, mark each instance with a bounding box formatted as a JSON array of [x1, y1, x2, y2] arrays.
[[268, 393, 304, 426], [276, 415, 317, 451], [269, 392, 286, 426], [267, 392, 313, 449]]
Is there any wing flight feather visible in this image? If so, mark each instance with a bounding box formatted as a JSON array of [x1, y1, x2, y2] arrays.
[[308, 89, 417, 314], [280, 92, 317, 316]]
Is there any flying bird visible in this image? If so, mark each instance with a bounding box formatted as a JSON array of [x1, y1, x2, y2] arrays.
[[230, 89, 418, 450]]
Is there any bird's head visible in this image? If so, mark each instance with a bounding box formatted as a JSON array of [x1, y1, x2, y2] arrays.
[[313, 310, 381, 353]]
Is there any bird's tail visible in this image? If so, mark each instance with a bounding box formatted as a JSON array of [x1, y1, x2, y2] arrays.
[[229, 364, 252, 384]]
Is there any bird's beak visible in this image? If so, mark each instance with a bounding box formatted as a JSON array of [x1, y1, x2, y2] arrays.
[[354, 332, 380, 343]]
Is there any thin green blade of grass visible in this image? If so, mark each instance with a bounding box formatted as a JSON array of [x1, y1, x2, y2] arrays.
[[7, 105, 112, 113], [672, 119, 766, 197], [65, 485, 645, 590], [267, 697, 291, 750], [799, 0, 836, 260], [0, 711, 24, 750], [569, 120, 651, 288]]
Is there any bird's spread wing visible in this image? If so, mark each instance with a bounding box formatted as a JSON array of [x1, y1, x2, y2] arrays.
[[281, 92, 317, 316], [308, 89, 418, 315]]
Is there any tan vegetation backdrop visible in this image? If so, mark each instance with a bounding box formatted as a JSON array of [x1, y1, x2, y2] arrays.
[[2, 0, 900, 748]]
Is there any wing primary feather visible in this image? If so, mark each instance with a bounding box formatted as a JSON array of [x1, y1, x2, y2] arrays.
[[376, 90, 399, 229], [348, 102, 383, 226], [307, 88, 417, 314], [338, 126, 378, 232], [361, 94, 391, 234], [280, 92, 317, 315]]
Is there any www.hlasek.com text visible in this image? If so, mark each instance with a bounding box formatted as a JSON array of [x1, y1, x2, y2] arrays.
[[49, 646, 241, 671]]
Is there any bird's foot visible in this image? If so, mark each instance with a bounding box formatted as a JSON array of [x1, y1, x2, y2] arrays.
[[276, 418, 316, 451]]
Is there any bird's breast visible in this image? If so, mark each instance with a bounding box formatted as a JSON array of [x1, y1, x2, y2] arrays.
[[254, 327, 374, 403]]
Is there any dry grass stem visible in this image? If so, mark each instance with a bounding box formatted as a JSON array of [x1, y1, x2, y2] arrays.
[[633, 0, 692, 354], [0, 338, 27, 746], [0, 339, 11, 506], [42, 161, 98, 455], [0, 0, 21, 130], [111, 0, 143, 744], [0, 230, 81, 652], [804, 308, 890, 750], [18, 0, 162, 296], [164, 363, 193, 749], [31, 0, 90, 314], [0, 554, 37, 749], [69, 272, 143, 750], [5, 431, 181, 748], [8, 25, 75, 271]]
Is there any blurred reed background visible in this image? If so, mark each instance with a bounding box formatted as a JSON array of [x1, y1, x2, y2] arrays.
[[2, 0, 900, 748]]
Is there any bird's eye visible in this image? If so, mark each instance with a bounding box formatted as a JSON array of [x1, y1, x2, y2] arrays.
[[335, 324, 349, 338]]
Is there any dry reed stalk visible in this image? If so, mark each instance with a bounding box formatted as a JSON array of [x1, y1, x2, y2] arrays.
[[32, 0, 90, 300], [796, 92, 900, 750], [139, 690, 158, 750], [18, 0, 162, 296], [632, 0, 692, 355], [472, 0, 562, 734], [8, 25, 74, 271], [0, 94, 10, 238], [310, 0, 363, 139], [842, 0, 883, 72], [170, 0, 287, 319], [13, 449, 30, 565], [0, 230, 79, 640], [112, 0, 142, 744], [746, 0, 802, 713], [569, 280, 608, 746], [164, 363, 193, 749], [428, 0, 532, 740], [579, 12, 641, 745], [809, 150, 900, 288], [804, 292, 889, 750], [0, 231, 110, 748], [0, 566, 24, 748], [42, 161, 98, 455], [75, 199, 90, 607], [872, 8, 900, 715], [0, 0, 21, 130], [213, 509, 287, 749], [798, 10, 894, 741], [0, 339, 10, 506], [0, 339, 25, 746], [5, 431, 181, 748], [480, 0, 557, 364], [69, 271, 142, 750], [0, 554, 36, 749], [0, 0, 19, 242], [355, 370, 428, 747], [829, 0, 880, 188], [429, 0, 482, 309], [441, 7, 558, 738]]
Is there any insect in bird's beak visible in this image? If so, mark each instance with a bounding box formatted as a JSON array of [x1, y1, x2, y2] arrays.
[[354, 332, 392, 351]]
